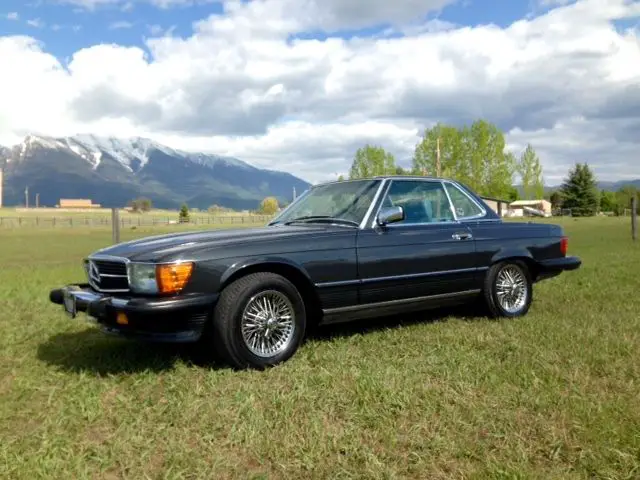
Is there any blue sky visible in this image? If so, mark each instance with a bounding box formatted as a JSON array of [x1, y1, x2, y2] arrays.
[[2, 0, 563, 60]]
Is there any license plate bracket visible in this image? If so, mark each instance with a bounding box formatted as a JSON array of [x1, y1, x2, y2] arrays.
[[63, 288, 77, 318]]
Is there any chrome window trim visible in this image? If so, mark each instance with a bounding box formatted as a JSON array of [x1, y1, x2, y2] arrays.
[[442, 180, 488, 221], [358, 179, 388, 229], [368, 177, 482, 229]]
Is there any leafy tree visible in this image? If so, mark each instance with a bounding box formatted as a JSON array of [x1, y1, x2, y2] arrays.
[[466, 119, 516, 199], [179, 203, 190, 222], [518, 144, 544, 199], [615, 185, 639, 215], [258, 196, 279, 215], [413, 123, 467, 180], [559, 163, 599, 216], [208, 204, 232, 214], [129, 197, 152, 213], [349, 145, 397, 179], [549, 190, 563, 209], [599, 190, 618, 213]]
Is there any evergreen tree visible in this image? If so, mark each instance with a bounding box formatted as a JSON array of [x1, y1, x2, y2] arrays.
[[179, 203, 190, 222], [559, 163, 599, 216]]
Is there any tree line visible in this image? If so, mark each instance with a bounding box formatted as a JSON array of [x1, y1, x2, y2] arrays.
[[551, 163, 638, 216], [343, 119, 637, 217]]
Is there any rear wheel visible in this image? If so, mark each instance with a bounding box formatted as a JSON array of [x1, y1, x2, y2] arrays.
[[209, 272, 307, 369], [482, 260, 533, 318]]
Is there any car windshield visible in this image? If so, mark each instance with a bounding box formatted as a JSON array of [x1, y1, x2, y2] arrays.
[[270, 179, 382, 227]]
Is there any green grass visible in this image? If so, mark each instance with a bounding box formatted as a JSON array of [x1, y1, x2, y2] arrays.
[[1, 217, 639, 479]]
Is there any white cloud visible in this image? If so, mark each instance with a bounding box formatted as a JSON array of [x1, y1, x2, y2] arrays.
[[6, 12, 19, 20], [109, 20, 134, 29], [26, 18, 45, 28], [1, 0, 640, 184]]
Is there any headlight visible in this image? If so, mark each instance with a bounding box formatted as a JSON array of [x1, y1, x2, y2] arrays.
[[128, 261, 194, 295], [129, 263, 159, 294]]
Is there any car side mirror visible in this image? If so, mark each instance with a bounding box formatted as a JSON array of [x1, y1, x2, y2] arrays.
[[377, 206, 404, 226]]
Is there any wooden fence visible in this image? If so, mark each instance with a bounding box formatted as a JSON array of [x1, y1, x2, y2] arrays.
[[0, 214, 274, 228]]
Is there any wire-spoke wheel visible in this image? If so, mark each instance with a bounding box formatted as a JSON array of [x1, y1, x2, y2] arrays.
[[482, 260, 533, 318], [495, 265, 528, 313], [209, 272, 307, 369], [240, 290, 296, 358]]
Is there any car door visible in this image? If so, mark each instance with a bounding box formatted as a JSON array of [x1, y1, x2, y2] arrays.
[[356, 179, 479, 305]]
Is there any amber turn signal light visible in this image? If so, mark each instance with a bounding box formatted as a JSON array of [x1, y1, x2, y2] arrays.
[[156, 262, 194, 294]]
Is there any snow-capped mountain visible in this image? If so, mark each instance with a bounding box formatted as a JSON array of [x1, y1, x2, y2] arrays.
[[0, 134, 310, 210]]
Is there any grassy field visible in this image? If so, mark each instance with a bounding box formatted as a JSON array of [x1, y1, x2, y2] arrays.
[[0, 217, 638, 479]]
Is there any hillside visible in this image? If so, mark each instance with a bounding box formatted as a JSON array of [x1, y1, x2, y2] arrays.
[[0, 135, 310, 210]]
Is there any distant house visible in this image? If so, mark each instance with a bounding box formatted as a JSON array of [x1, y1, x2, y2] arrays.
[[481, 196, 511, 217], [508, 199, 552, 217], [57, 198, 101, 208]]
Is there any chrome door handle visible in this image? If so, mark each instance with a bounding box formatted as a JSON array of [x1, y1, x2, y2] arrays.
[[452, 232, 473, 240]]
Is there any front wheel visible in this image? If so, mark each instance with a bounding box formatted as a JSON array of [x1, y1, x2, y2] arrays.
[[482, 260, 533, 318], [209, 272, 307, 369]]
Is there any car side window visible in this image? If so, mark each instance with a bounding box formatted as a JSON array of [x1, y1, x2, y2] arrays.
[[382, 180, 455, 224], [444, 183, 485, 219]]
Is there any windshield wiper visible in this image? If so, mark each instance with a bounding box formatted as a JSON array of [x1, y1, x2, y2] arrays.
[[283, 215, 359, 227]]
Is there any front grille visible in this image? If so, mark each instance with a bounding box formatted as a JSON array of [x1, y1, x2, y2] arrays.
[[87, 258, 129, 292]]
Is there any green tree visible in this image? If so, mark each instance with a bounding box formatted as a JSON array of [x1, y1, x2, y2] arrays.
[[559, 163, 599, 216], [179, 203, 190, 222], [466, 119, 516, 199], [410, 119, 517, 198], [549, 190, 563, 209], [258, 196, 279, 215], [348, 145, 397, 179], [599, 190, 618, 213], [412, 123, 467, 180], [518, 144, 544, 200], [615, 186, 639, 215], [129, 197, 152, 213]]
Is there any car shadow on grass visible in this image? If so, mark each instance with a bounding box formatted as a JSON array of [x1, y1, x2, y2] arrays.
[[37, 304, 487, 375], [36, 328, 220, 376]]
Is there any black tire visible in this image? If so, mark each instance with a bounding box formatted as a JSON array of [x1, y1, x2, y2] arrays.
[[208, 272, 307, 370], [482, 260, 533, 318]]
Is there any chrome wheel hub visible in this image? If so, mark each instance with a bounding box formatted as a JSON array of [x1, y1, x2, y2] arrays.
[[495, 265, 527, 313], [240, 290, 295, 357]]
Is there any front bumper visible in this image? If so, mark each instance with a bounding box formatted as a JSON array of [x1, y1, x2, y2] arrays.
[[49, 283, 218, 343]]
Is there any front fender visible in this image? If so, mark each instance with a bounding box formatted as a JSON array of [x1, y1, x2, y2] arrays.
[[219, 256, 314, 287]]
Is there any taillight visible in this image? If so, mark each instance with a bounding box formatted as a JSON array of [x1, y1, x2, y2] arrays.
[[560, 236, 568, 256]]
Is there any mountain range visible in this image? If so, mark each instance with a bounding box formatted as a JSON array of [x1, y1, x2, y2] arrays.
[[0, 135, 311, 210]]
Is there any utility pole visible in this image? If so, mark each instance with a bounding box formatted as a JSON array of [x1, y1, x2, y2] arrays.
[[436, 137, 441, 177], [24, 186, 29, 208], [632, 194, 637, 241], [292, 186, 297, 201]]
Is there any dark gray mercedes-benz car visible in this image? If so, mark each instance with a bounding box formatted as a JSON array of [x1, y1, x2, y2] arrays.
[[50, 176, 581, 369]]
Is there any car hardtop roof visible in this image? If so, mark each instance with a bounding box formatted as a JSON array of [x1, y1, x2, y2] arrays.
[[315, 175, 450, 188]]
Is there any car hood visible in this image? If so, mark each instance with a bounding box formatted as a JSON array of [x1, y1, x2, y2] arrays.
[[90, 224, 345, 262]]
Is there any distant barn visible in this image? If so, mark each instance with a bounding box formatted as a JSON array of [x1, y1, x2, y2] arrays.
[[481, 196, 510, 217], [57, 199, 101, 208]]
